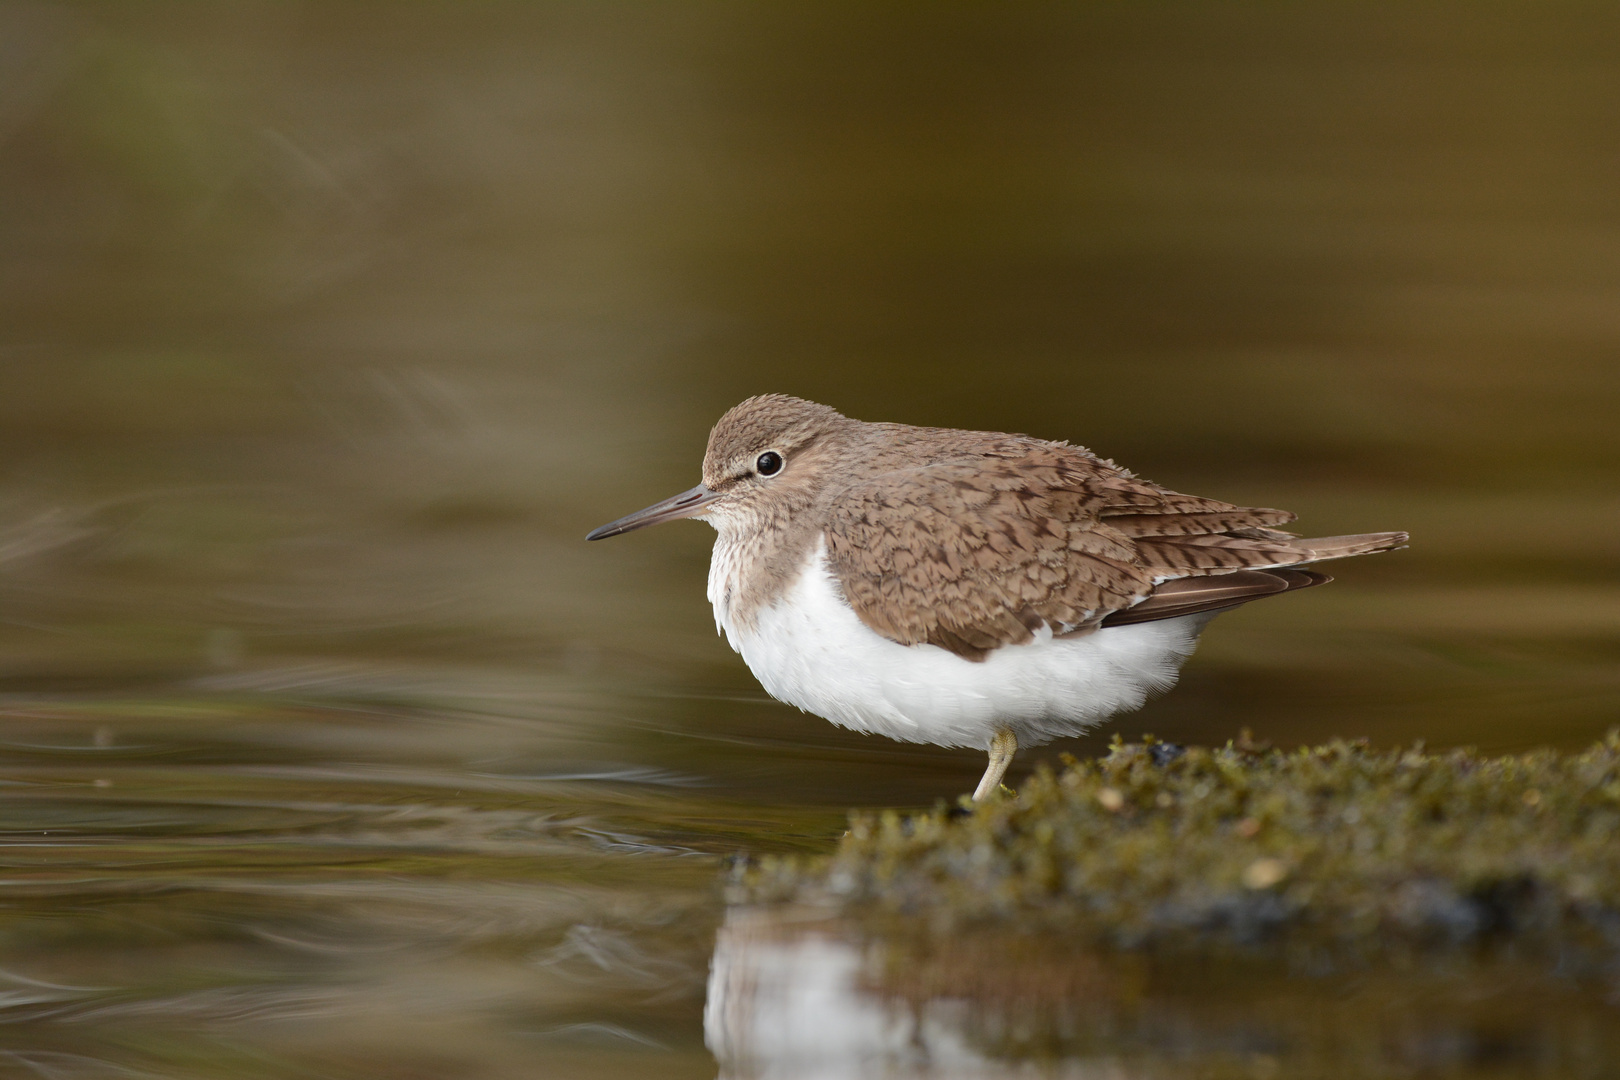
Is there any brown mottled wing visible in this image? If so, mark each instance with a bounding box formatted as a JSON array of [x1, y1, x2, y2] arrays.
[[823, 443, 1406, 660], [823, 446, 1302, 660], [823, 457, 1146, 659]]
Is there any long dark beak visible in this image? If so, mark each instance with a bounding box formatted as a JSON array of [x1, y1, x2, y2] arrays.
[[585, 484, 721, 540]]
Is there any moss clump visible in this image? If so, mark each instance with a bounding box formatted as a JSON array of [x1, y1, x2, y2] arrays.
[[735, 733, 1620, 956]]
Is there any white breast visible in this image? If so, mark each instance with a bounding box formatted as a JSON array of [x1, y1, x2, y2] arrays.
[[709, 536, 1214, 750]]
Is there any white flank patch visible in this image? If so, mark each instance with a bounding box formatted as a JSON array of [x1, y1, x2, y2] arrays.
[[710, 536, 1214, 750]]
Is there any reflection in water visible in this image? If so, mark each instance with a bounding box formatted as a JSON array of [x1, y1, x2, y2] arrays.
[[707, 908, 1033, 1080], [708, 906, 1620, 1080]]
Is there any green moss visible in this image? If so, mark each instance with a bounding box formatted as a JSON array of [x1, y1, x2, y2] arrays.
[[733, 733, 1620, 956]]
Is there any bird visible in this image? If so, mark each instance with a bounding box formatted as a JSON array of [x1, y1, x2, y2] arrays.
[[587, 395, 1407, 801]]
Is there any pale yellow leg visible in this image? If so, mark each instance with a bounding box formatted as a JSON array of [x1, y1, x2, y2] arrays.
[[972, 728, 1018, 802]]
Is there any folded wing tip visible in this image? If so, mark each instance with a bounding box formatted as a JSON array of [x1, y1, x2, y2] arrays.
[[1100, 566, 1333, 628]]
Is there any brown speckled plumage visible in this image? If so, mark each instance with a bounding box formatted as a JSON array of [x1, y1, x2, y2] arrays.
[[696, 395, 1407, 660]]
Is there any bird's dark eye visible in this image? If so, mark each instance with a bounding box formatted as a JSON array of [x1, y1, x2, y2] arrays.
[[755, 451, 784, 476]]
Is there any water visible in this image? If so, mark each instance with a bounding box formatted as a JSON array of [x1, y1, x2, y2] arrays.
[[1, 4, 1618, 1076]]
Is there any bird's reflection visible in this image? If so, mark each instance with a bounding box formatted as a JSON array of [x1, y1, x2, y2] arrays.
[[705, 902, 1618, 1078], [705, 906, 1127, 1080]]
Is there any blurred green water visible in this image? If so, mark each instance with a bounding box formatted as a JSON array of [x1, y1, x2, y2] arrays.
[[1, 3, 1617, 1076]]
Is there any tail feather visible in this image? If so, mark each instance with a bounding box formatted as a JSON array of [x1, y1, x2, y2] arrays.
[[1101, 530, 1407, 629], [1299, 531, 1409, 561], [1137, 529, 1409, 578]]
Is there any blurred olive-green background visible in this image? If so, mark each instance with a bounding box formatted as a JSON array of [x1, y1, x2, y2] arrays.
[[0, 6, 1618, 1075], [4, 2, 1615, 753]]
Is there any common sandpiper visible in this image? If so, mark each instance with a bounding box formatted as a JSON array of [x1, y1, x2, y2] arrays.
[[587, 395, 1407, 800]]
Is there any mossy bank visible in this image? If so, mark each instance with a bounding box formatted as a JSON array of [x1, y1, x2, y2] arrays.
[[735, 734, 1620, 958]]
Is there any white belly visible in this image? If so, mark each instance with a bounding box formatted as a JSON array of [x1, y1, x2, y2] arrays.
[[709, 537, 1213, 750]]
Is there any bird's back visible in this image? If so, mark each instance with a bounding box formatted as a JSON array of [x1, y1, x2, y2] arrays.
[[820, 424, 1405, 661]]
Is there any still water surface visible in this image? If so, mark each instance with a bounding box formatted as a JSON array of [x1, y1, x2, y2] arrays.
[[2, 4, 1619, 1076]]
